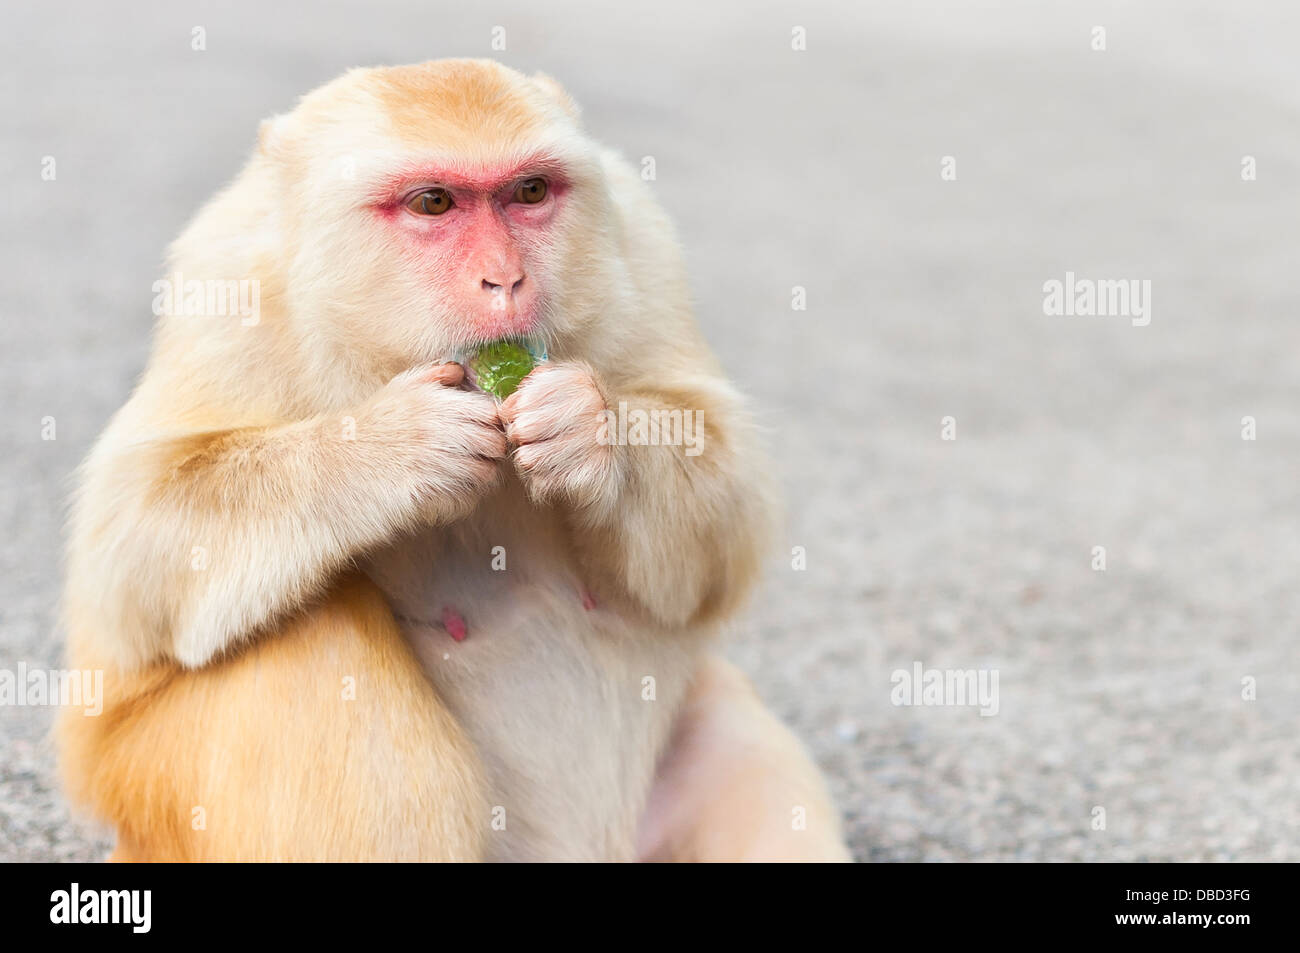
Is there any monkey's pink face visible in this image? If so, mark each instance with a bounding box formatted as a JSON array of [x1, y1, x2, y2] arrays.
[[372, 157, 569, 347]]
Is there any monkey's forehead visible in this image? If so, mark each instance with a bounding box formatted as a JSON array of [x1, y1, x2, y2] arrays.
[[284, 59, 580, 160]]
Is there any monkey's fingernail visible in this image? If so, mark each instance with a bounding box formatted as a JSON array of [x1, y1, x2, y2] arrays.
[[442, 606, 468, 642], [581, 589, 597, 611]]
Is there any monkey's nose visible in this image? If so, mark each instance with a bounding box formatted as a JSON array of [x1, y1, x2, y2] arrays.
[[481, 274, 526, 299]]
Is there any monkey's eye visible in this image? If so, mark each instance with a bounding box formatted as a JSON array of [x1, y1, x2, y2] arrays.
[[407, 189, 454, 215], [513, 178, 548, 204]]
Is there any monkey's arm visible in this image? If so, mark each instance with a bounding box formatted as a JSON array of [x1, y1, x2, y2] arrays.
[[501, 363, 774, 628], [67, 364, 504, 670]]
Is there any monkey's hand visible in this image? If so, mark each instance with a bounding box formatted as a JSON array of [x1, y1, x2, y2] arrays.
[[67, 363, 507, 671], [360, 362, 508, 523], [499, 362, 621, 511], [501, 362, 773, 631]]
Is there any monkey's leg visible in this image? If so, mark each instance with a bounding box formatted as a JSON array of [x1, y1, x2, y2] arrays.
[[636, 655, 852, 863], [64, 575, 486, 862]]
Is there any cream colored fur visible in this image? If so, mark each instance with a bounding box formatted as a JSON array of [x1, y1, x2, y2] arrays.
[[60, 59, 848, 862]]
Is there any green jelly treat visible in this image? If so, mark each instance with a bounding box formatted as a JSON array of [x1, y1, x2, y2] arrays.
[[468, 339, 536, 400]]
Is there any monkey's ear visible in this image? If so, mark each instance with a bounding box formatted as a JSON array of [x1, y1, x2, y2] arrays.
[[532, 72, 581, 121], [258, 113, 291, 158]]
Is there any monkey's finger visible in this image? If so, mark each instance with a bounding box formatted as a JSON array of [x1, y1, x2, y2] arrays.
[[498, 390, 522, 423], [463, 456, 502, 486], [507, 407, 567, 446], [422, 362, 466, 387], [499, 366, 550, 417], [512, 438, 564, 476], [448, 389, 506, 430], [468, 423, 509, 460]]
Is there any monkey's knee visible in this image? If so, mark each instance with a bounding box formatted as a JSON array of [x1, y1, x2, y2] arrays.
[[638, 655, 851, 863], [64, 575, 487, 862]]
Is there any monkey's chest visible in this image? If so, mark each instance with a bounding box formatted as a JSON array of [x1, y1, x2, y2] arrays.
[[364, 513, 698, 862]]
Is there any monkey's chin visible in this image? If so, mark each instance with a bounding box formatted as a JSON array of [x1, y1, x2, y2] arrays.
[[442, 331, 549, 369]]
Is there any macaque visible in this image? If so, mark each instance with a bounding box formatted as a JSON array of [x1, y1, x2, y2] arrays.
[[59, 59, 850, 862]]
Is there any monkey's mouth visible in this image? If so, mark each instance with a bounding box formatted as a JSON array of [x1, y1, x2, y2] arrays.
[[449, 333, 549, 400], [446, 332, 548, 366]]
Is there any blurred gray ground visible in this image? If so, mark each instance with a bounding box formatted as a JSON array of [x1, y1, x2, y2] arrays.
[[2, 1, 1299, 861]]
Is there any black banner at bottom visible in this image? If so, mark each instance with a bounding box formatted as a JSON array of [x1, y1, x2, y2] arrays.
[[0, 862, 1279, 941]]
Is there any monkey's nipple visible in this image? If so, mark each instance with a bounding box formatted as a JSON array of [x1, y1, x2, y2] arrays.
[[441, 606, 468, 642]]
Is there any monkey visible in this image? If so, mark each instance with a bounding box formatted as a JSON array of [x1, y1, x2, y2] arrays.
[[58, 59, 851, 862]]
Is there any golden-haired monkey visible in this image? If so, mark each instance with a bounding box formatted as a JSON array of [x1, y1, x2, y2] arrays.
[[59, 59, 850, 862]]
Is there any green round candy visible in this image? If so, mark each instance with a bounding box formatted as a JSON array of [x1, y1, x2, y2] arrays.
[[469, 339, 535, 400]]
